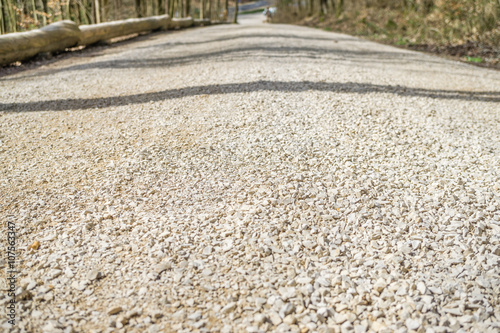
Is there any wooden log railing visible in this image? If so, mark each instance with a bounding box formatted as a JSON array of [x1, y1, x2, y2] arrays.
[[0, 15, 223, 66], [79, 15, 171, 46], [0, 20, 80, 66], [170, 17, 195, 29]]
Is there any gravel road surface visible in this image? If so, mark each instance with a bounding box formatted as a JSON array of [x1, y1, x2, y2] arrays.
[[1, 14, 499, 333]]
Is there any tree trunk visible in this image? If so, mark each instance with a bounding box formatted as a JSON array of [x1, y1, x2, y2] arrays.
[[79, 0, 88, 24], [31, 0, 39, 24], [0, 0, 4, 34], [158, 0, 164, 14], [4, 0, 16, 32], [87, 0, 95, 24], [201, 0, 205, 18], [185, 0, 190, 17], [329, 0, 335, 14], [70, 0, 80, 23], [169, 0, 174, 17], [66, 0, 72, 20], [41, 0, 48, 25], [152, 0, 157, 15], [337, 0, 343, 16], [135, 0, 142, 17], [232, 0, 238, 23], [94, 0, 101, 23], [320, 0, 327, 15], [101, 0, 108, 21], [60, 0, 69, 20], [224, 0, 228, 20]]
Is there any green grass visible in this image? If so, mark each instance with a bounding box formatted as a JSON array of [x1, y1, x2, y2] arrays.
[[396, 37, 410, 46], [466, 56, 483, 63], [239, 8, 266, 15]]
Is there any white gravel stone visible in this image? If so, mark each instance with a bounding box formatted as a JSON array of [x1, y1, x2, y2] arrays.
[[188, 311, 202, 321], [417, 281, 427, 295], [221, 302, 237, 314], [1, 12, 499, 333], [254, 313, 267, 325], [405, 318, 421, 330], [108, 307, 123, 315], [269, 311, 283, 325], [86, 269, 102, 281]]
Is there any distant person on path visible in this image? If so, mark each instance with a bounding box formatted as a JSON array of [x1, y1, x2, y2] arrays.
[[264, 6, 272, 22]]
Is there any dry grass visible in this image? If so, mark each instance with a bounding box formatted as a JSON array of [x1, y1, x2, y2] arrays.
[[273, 0, 500, 69]]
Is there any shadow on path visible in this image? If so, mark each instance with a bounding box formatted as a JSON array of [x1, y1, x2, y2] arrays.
[[0, 44, 432, 82], [2, 80, 498, 112], [138, 33, 362, 49]]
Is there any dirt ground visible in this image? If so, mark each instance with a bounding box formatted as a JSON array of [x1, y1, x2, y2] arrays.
[[287, 14, 500, 71]]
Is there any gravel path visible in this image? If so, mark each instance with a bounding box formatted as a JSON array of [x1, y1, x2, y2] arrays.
[[1, 14, 499, 333]]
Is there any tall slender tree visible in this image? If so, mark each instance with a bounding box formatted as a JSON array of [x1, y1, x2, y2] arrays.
[[94, 0, 100, 22], [41, 0, 48, 25], [0, 0, 4, 34], [101, 0, 108, 21], [232, 0, 237, 23], [3, 0, 16, 32], [31, 0, 38, 24], [152, 0, 157, 15], [158, 0, 165, 14], [135, 0, 142, 17], [336, 0, 343, 16], [169, 0, 174, 17]]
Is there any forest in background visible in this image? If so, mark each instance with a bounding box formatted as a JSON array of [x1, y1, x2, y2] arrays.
[[274, 0, 500, 66], [0, 0, 232, 33]]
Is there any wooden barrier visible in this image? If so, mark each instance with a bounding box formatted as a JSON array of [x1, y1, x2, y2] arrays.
[[193, 19, 211, 27], [0, 21, 80, 66], [170, 17, 194, 29], [0, 15, 223, 66], [79, 15, 171, 46]]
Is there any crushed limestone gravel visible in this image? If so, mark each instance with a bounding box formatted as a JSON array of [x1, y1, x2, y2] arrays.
[[0, 13, 499, 333]]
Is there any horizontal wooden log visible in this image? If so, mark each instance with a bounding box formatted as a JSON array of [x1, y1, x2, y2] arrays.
[[193, 19, 211, 27], [170, 17, 194, 29], [0, 21, 80, 66], [0, 15, 210, 66], [79, 15, 171, 46]]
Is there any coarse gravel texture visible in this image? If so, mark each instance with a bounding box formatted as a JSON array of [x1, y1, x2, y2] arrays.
[[1, 13, 500, 333]]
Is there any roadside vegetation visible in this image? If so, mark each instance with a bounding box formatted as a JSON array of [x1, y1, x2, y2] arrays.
[[0, 0, 231, 33], [273, 0, 500, 68]]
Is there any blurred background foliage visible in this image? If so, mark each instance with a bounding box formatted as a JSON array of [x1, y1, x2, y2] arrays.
[[274, 0, 499, 65], [0, 0, 231, 33]]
